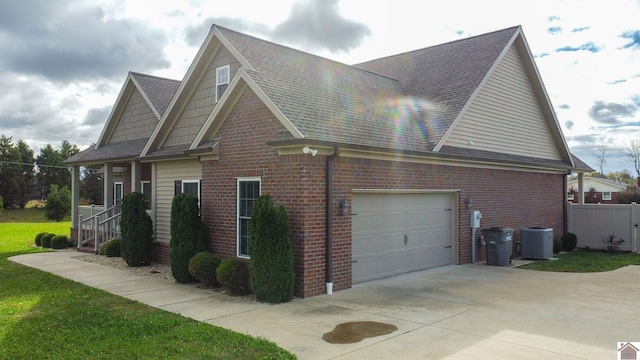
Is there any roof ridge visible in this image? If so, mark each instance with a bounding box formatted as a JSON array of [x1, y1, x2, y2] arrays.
[[130, 71, 181, 83], [356, 25, 521, 66]]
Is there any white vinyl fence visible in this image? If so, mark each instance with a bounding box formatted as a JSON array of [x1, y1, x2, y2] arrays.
[[567, 203, 639, 252]]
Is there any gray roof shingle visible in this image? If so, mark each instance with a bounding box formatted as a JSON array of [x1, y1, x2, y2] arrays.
[[130, 72, 180, 117]]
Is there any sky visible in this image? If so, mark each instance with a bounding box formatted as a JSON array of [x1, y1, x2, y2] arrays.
[[0, 0, 639, 173]]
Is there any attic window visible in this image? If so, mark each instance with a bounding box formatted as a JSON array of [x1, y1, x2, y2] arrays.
[[216, 65, 230, 102]]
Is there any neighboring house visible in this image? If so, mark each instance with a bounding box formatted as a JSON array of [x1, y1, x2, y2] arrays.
[[567, 176, 627, 204], [66, 24, 592, 298]]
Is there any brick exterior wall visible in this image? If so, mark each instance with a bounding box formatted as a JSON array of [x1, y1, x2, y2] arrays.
[[196, 89, 566, 298]]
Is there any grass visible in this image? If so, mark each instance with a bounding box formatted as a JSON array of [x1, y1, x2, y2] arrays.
[[0, 210, 296, 359], [518, 249, 640, 272]]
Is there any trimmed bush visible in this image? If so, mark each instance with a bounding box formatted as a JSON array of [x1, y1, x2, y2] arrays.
[[217, 258, 251, 295], [41, 233, 56, 248], [120, 192, 153, 267], [51, 235, 69, 249], [561, 232, 578, 252], [35, 232, 48, 246], [553, 238, 562, 254], [0, 195, 3, 211], [170, 194, 207, 283], [188, 251, 222, 287], [44, 185, 71, 222], [103, 238, 122, 257], [249, 195, 295, 303]]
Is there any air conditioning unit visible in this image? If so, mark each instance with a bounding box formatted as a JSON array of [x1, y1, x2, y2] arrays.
[[520, 228, 553, 260]]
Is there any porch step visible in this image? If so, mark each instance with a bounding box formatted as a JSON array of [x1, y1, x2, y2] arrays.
[[77, 246, 97, 254]]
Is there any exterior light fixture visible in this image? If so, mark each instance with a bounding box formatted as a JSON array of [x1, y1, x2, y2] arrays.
[[338, 198, 350, 216], [302, 146, 318, 156], [465, 197, 472, 208]]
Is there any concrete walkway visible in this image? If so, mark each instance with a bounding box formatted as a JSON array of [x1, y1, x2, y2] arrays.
[[10, 251, 640, 359]]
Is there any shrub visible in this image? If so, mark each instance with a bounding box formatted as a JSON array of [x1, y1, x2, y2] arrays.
[[561, 232, 578, 252], [41, 233, 56, 248], [120, 192, 153, 267], [170, 194, 207, 283], [217, 258, 251, 295], [618, 188, 640, 204], [44, 185, 71, 222], [553, 238, 562, 254], [35, 232, 48, 246], [103, 238, 122, 257], [51, 235, 69, 249], [249, 195, 295, 303], [0, 195, 3, 211], [603, 233, 625, 252], [188, 252, 222, 287]]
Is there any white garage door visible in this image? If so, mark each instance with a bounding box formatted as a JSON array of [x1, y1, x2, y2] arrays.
[[352, 192, 455, 283]]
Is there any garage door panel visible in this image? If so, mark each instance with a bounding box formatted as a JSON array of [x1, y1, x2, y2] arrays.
[[352, 192, 455, 284]]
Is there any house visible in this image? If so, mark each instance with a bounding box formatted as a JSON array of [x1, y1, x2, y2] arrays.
[[567, 176, 627, 204], [619, 342, 639, 360], [65, 24, 592, 298]]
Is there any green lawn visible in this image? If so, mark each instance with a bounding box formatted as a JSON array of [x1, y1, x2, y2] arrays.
[[518, 249, 640, 272], [0, 210, 296, 359]]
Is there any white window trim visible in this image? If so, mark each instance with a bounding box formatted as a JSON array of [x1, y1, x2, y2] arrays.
[[215, 65, 230, 102], [603, 192, 612, 201], [114, 182, 123, 206], [182, 180, 200, 202], [567, 193, 574, 200], [237, 177, 261, 258], [141, 181, 151, 209]]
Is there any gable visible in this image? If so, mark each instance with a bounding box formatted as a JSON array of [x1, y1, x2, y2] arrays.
[[108, 87, 159, 143], [568, 178, 627, 192], [161, 46, 241, 147], [441, 44, 562, 161]]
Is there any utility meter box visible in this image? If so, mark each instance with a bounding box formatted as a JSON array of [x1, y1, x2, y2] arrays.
[[470, 210, 482, 229]]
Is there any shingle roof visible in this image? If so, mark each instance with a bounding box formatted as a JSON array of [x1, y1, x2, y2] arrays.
[[130, 72, 180, 117], [65, 138, 148, 165]]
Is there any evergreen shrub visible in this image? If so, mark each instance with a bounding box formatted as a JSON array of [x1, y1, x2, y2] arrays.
[[249, 195, 295, 303], [120, 192, 153, 267], [35, 232, 48, 246], [44, 185, 71, 222], [103, 238, 121, 257], [561, 232, 578, 252], [51, 235, 69, 249], [170, 194, 207, 283], [216, 258, 251, 295], [188, 251, 222, 287], [553, 238, 562, 254], [41, 233, 56, 248]]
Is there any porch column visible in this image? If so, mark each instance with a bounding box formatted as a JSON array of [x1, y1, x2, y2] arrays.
[[578, 172, 584, 205], [70, 165, 80, 228], [131, 160, 141, 193], [103, 163, 113, 207]]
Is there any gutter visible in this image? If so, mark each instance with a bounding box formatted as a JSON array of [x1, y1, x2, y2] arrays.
[[325, 146, 340, 295]]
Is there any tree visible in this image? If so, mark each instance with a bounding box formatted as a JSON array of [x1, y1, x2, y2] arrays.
[[16, 140, 35, 206], [0, 135, 21, 208], [44, 184, 71, 221], [170, 194, 207, 283], [36, 141, 80, 197], [80, 167, 103, 204], [624, 140, 640, 183], [249, 195, 295, 303], [594, 145, 608, 175], [120, 192, 153, 267]]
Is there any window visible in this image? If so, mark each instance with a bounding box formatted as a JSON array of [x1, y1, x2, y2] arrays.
[[141, 181, 151, 209], [182, 180, 200, 202], [603, 192, 612, 201], [216, 65, 230, 102], [237, 178, 260, 257], [567, 193, 574, 200], [114, 182, 123, 206]]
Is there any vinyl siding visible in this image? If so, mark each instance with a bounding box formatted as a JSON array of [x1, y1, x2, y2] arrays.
[[110, 88, 158, 143], [153, 159, 202, 243], [444, 45, 562, 160], [164, 46, 240, 147]]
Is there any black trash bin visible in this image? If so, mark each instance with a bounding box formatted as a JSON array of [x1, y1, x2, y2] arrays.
[[483, 227, 513, 266]]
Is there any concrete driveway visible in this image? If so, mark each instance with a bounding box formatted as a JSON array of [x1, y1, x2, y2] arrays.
[[10, 251, 640, 359]]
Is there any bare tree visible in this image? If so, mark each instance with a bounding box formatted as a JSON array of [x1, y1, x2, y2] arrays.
[[623, 140, 640, 185], [594, 144, 608, 175]]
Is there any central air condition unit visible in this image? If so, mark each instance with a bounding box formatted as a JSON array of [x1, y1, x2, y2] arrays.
[[520, 227, 553, 260]]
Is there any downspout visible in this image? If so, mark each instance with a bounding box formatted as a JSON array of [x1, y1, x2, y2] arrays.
[[563, 171, 570, 235], [326, 146, 340, 294]]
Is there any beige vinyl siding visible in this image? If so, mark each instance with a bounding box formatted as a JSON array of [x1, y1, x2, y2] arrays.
[[110, 88, 159, 143], [444, 45, 562, 160], [153, 159, 202, 243], [164, 46, 240, 147]]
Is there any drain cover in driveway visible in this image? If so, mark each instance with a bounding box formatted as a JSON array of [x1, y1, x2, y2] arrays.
[[322, 321, 398, 344]]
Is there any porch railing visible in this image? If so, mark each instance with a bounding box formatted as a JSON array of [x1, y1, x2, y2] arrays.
[[77, 205, 121, 253]]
